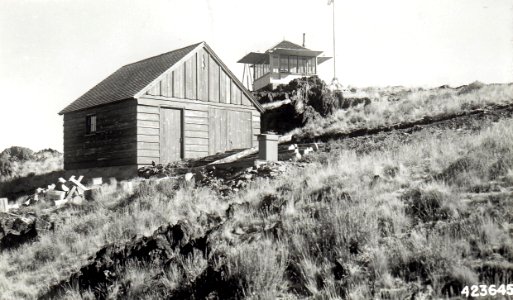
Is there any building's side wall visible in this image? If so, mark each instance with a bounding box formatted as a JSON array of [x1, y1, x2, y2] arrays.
[[64, 165, 139, 183], [136, 97, 260, 165], [63, 100, 137, 170]]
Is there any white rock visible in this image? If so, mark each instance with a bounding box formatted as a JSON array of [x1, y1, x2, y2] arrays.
[[92, 177, 103, 185], [54, 199, 68, 207], [302, 147, 314, 156], [70, 196, 84, 206], [294, 149, 302, 160], [287, 144, 298, 150], [8, 203, 19, 210], [184, 173, 194, 181]]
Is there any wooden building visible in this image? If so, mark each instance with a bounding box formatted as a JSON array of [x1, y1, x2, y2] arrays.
[[238, 40, 331, 91], [59, 42, 264, 179]]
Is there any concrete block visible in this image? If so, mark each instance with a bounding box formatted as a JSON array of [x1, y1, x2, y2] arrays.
[[287, 144, 298, 150], [54, 199, 68, 207], [258, 134, 279, 162], [184, 173, 194, 181], [92, 177, 103, 185], [0, 198, 8, 212]]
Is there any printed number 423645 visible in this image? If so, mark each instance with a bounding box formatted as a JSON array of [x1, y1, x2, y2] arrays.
[[461, 284, 513, 297]]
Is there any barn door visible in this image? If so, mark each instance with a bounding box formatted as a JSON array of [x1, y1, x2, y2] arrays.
[[160, 108, 183, 163], [209, 108, 252, 155], [226, 110, 252, 150]]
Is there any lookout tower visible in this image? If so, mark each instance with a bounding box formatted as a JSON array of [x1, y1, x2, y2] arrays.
[[237, 39, 331, 91]]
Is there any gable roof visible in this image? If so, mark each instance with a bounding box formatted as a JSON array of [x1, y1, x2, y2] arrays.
[[238, 39, 328, 64], [269, 40, 309, 51], [60, 42, 263, 114]]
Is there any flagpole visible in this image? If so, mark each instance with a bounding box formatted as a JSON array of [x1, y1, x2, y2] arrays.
[[332, 0, 336, 83], [328, 0, 341, 91]]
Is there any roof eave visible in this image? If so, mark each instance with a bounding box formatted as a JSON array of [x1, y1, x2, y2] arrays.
[[237, 52, 269, 64], [317, 57, 332, 64], [58, 97, 136, 115], [270, 48, 323, 56]]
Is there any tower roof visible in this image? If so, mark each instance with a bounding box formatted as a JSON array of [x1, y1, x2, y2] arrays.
[[268, 40, 309, 51], [238, 39, 332, 64]]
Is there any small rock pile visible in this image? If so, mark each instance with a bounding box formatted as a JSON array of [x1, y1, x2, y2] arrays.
[[280, 143, 319, 161], [0, 212, 37, 249], [0, 212, 54, 250], [138, 161, 191, 178], [23, 175, 91, 208], [192, 160, 291, 196]]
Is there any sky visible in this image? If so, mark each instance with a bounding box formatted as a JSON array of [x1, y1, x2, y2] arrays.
[[0, 0, 512, 152]]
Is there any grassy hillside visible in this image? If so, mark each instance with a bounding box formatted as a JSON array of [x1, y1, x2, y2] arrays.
[[0, 147, 63, 201], [0, 147, 62, 182], [295, 82, 513, 140], [0, 83, 512, 299]]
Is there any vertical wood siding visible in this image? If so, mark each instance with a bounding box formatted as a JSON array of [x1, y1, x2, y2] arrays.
[[185, 53, 197, 100], [209, 57, 220, 102], [144, 46, 254, 110], [160, 73, 172, 97], [172, 64, 185, 99], [197, 48, 209, 101]]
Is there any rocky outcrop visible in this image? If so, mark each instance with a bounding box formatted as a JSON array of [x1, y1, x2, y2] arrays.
[[38, 219, 223, 299], [0, 211, 57, 250], [0, 213, 38, 250], [257, 76, 342, 134]]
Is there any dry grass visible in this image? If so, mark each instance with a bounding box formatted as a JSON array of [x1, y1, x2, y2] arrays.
[[5, 157, 63, 180], [0, 148, 63, 182], [0, 151, 64, 200], [0, 84, 512, 299], [210, 117, 513, 298], [0, 179, 227, 299], [296, 83, 513, 139]]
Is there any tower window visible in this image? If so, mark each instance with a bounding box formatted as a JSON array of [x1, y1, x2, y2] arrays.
[[289, 56, 298, 73], [279, 55, 289, 72]]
